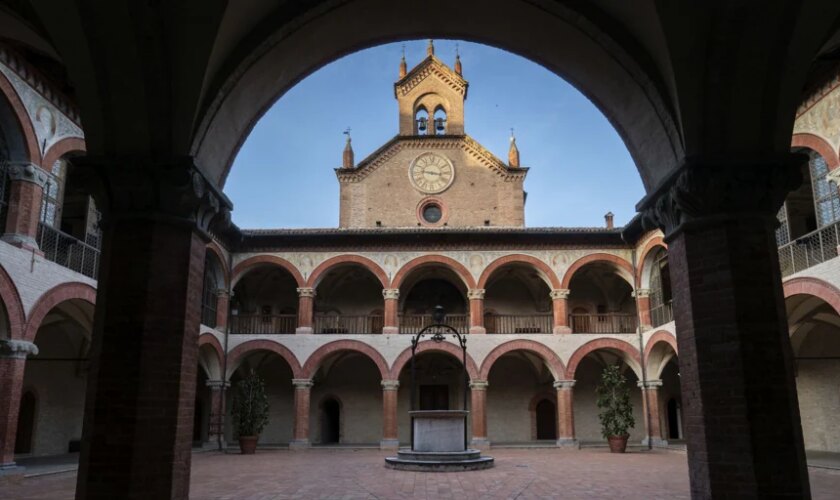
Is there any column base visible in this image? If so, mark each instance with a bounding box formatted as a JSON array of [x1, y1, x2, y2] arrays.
[[380, 439, 400, 450], [556, 438, 579, 448], [382, 327, 398, 335], [642, 437, 668, 447], [470, 437, 491, 451], [469, 327, 486, 334], [0, 463, 25, 483], [295, 327, 313, 334], [553, 326, 572, 334], [289, 439, 310, 450]]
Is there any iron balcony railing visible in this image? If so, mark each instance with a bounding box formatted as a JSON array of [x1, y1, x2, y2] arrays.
[[650, 301, 674, 328], [485, 314, 553, 334], [569, 313, 637, 334], [230, 314, 297, 334], [36, 223, 100, 279], [314, 314, 383, 334], [399, 314, 469, 335], [778, 221, 840, 277]]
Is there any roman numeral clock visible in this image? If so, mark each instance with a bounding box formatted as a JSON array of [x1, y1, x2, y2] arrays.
[[409, 152, 455, 194]]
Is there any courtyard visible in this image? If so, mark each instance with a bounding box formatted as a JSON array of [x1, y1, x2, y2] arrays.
[[4, 448, 840, 499]]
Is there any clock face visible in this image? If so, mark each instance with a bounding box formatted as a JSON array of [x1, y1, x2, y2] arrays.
[[409, 153, 455, 194]]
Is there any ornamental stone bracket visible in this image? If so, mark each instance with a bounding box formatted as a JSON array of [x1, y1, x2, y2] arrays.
[[632, 288, 651, 298], [550, 289, 570, 300], [296, 287, 316, 298], [467, 289, 486, 300], [0, 339, 39, 359], [637, 379, 663, 389], [469, 380, 489, 390], [553, 380, 576, 390], [382, 288, 400, 300], [5, 162, 49, 187], [381, 380, 400, 391], [292, 378, 314, 389]]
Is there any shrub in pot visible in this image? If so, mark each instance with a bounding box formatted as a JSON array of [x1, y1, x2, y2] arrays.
[[596, 364, 635, 453], [231, 370, 270, 454]]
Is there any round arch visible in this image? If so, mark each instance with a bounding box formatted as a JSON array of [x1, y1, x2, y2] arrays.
[[391, 255, 476, 290], [565, 338, 642, 380], [226, 339, 303, 379], [23, 282, 97, 342], [644, 331, 678, 378], [560, 253, 635, 289], [306, 255, 389, 289], [477, 254, 561, 290], [198, 333, 225, 373], [636, 236, 667, 287], [0, 70, 40, 163], [791, 133, 839, 170], [205, 241, 230, 287], [479, 339, 566, 380], [231, 255, 304, 288], [783, 277, 840, 317], [0, 263, 25, 339], [42, 137, 86, 169], [644, 331, 678, 359], [389, 340, 479, 380], [301, 339, 389, 380]]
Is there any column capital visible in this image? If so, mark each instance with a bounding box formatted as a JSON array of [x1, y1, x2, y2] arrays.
[[553, 379, 576, 390], [205, 379, 230, 390], [469, 380, 489, 390], [296, 287, 316, 298], [5, 162, 49, 187], [292, 378, 314, 388], [467, 288, 486, 300], [637, 379, 663, 389], [381, 380, 400, 390], [638, 154, 803, 240], [0, 339, 39, 359], [632, 288, 651, 298], [215, 288, 231, 298], [382, 288, 400, 300], [550, 288, 571, 300], [828, 167, 840, 186]]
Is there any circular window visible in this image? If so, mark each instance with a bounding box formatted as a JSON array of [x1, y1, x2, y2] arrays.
[[422, 204, 442, 223]]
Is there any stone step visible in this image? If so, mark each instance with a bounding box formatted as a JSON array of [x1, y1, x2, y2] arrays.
[[394, 449, 482, 462], [384, 455, 495, 472]]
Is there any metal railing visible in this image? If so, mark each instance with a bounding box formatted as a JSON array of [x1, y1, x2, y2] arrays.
[[36, 223, 100, 279], [485, 314, 553, 334], [230, 314, 297, 334], [399, 314, 469, 335], [569, 313, 637, 334], [778, 221, 840, 277], [314, 314, 383, 334], [650, 301, 673, 327]]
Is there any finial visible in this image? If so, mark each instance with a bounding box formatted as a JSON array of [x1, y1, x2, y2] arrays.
[[510, 127, 515, 140], [399, 45, 407, 78], [342, 128, 354, 168], [427, 39, 435, 56], [454, 43, 462, 75], [508, 128, 520, 168]]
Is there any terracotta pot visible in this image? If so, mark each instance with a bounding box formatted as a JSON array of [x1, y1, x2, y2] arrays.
[[607, 435, 629, 453], [239, 436, 258, 455]]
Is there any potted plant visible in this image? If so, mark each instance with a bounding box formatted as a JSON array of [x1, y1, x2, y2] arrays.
[[231, 370, 270, 454], [596, 364, 635, 453]]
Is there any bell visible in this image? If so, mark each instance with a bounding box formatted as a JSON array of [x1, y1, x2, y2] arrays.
[[435, 118, 445, 132], [418, 117, 427, 131]]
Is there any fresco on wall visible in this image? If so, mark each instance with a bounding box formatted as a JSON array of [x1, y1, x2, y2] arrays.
[[794, 81, 840, 155]]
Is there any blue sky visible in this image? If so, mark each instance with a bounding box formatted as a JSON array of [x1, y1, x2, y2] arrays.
[[225, 40, 644, 229]]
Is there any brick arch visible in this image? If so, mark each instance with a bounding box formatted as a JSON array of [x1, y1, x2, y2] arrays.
[[561, 253, 635, 288], [0, 263, 25, 339], [636, 236, 667, 285], [198, 333, 225, 365], [205, 241, 230, 287], [479, 339, 566, 380], [391, 255, 476, 290], [477, 254, 561, 289], [792, 133, 839, 170], [565, 338, 642, 379], [226, 339, 303, 379], [389, 341, 479, 380], [24, 282, 97, 342], [232, 255, 304, 287], [306, 254, 389, 288], [644, 331, 678, 359], [783, 277, 840, 317], [302, 340, 389, 379], [0, 71, 40, 163], [42, 137, 86, 169]]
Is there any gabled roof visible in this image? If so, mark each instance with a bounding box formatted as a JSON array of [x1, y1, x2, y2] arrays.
[[394, 55, 469, 99]]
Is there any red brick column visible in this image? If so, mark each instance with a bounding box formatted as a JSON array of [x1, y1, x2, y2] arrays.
[[382, 289, 399, 334], [638, 379, 665, 446], [204, 380, 229, 450], [73, 158, 227, 500], [634, 288, 652, 330], [290, 378, 313, 449], [554, 380, 577, 447], [469, 380, 489, 449], [468, 289, 485, 334], [1, 163, 49, 251], [550, 289, 571, 333], [640, 157, 810, 498], [215, 290, 230, 331], [380, 380, 399, 449], [296, 287, 316, 334], [0, 340, 38, 469]]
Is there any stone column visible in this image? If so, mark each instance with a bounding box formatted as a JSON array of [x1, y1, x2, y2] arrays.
[[1, 162, 49, 251], [382, 289, 399, 334], [553, 380, 577, 447], [295, 287, 316, 334], [204, 380, 229, 450], [468, 289, 486, 334], [0, 340, 38, 470], [640, 156, 810, 498], [380, 380, 400, 449], [638, 379, 665, 446], [72, 158, 228, 500], [469, 380, 489, 449], [214, 289, 230, 331], [633, 288, 652, 331], [550, 289, 571, 333], [290, 378, 314, 449]]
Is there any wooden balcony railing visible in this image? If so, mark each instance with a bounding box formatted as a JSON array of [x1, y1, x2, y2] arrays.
[[650, 301, 673, 327], [314, 314, 383, 334], [399, 314, 469, 334], [485, 314, 553, 334], [230, 314, 297, 334], [569, 313, 637, 334]]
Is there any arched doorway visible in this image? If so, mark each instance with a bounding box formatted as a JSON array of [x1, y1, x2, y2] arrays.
[[320, 398, 341, 444], [667, 398, 682, 440], [14, 391, 36, 454], [535, 399, 557, 440]]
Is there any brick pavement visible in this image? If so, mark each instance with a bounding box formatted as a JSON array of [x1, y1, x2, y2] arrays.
[[4, 448, 840, 499]]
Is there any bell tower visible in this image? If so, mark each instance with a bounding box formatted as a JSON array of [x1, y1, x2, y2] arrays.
[[395, 40, 468, 136]]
